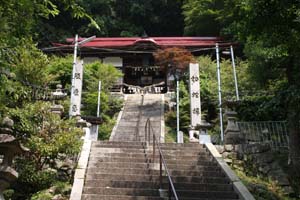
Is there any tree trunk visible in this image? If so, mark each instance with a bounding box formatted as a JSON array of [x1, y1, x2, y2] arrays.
[[287, 98, 300, 171], [286, 58, 300, 171]]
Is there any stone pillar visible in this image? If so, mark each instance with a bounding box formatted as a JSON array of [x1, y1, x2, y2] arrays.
[[70, 60, 84, 117], [189, 63, 201, 142], [223, 100, 242, 144]]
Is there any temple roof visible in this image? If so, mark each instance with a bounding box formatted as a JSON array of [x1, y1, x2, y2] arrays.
[[47, 37, 234, 54], [60, 37, 224, 47]]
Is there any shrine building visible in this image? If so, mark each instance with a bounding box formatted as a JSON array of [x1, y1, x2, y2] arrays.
[[48, 37, 232, 93]]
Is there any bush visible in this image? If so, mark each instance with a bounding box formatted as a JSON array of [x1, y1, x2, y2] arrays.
[[6, 102, 82, 199]]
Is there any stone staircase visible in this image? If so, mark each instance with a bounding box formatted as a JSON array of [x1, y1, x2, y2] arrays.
[[71, 94, 254, 200], [82, 141, 160, 200], [81, 141, 241, 200], [110, 94, 163, 142]]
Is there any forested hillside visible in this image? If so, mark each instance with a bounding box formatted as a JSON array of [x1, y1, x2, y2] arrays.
[[0, 0, 300, 199]]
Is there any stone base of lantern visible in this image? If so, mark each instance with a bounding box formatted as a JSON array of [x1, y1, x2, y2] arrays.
[[199, 134, 211, 144], [0, 193, 4, 200], [189, 130, 199, 143]]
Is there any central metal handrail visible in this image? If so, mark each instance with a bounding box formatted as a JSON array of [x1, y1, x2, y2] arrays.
[[145, 118, 179, 200], [135, 94, 144, 141]]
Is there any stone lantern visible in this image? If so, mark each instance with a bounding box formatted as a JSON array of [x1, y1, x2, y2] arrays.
[[223, 100, 243, 144], [50, 84, 67, 116], [195, 115, 212, 144], [0, 117, 28, 200]]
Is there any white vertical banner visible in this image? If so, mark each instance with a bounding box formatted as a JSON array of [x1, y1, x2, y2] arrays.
[[70, 60, 84, 116], [189, 63, 201, 127]]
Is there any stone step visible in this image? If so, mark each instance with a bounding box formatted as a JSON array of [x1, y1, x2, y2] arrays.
[[87, 170, 224, 179], [90, 149, 146, 154], [82, 194, 162, 200], [89, 154, 212, 162], [158, 146, 206, 151], [118, 122, 141, 126], [88, 164, 221, 173], [89, 152, 147, 158], [93, 141, 146, 145], [89, 152, 210, 160], [83, 187, 160, 196], [159, 143, 205, 147], [87, 160, 218, 169], [168, 198, 238, 200], [90, 148, 145, 153], [175, 190, 239, 199], [145, 148, 208, 153], [85, 180, 233, 192], [165, 163, 219, 171], [88, 161, 150, 169], [85, 174, 229, 184], [88, 157, 148, 163], [91, 144, 145, 149], [149, 149, 208, 154], [87, 168, 153, 175], [92, 142, 145, 147], [146, 150, 210, 156]]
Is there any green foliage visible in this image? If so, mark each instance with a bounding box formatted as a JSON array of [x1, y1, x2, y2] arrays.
[[98, 115, 117, 140], [82, 61, 123, 116], [85, 0, 184, 37], [31, 191, 53, 200], [80, 61, 123, 139], [30, 181, 71, 200], [13, 159, 57, 198], [3, 102, 82, 199], [9, 101, 82, 165], [164, 110, 190, 143], [183, 0, 223, 36], [46, 56, 73, 89], [168, 55, 287, 141], [0, 0, 98, 47], [84, 62, 123, 93], [11, 41, 50, 85], [219, 0, 300, 168]]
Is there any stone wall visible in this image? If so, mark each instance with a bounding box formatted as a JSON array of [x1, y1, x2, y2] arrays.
[[215, 143, 293, 195]]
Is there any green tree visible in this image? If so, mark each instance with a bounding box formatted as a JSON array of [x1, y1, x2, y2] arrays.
[[183, 0, 224, 36], [223, 0, 300, 170], [82, 62, 123, 139], [69, 0, 184, 37], [7, 102, 82, 199], [183, 0, 300, 169]]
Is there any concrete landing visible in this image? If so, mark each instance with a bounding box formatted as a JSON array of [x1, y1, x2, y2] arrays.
[[110, 94, 164, 142]]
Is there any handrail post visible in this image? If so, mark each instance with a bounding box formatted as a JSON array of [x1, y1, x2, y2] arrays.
[[159, 153, 162, 189], [153, 134, 155, 163], [145, 120, 147, 142], [148, 121, 151, 143], [168, 183, 172, 200]]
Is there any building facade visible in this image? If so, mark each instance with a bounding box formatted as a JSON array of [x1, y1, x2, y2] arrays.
[[50, 37, 231, 93]]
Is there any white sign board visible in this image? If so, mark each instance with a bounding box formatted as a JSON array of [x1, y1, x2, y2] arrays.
[[83, 57, 100, 64], [70, 60, 84, 116], [103, 57, 123, 67], [189, 63, 201, 127]]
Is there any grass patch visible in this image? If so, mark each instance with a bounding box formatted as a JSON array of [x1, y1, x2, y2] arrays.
[[234, 168, 298, 200]]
